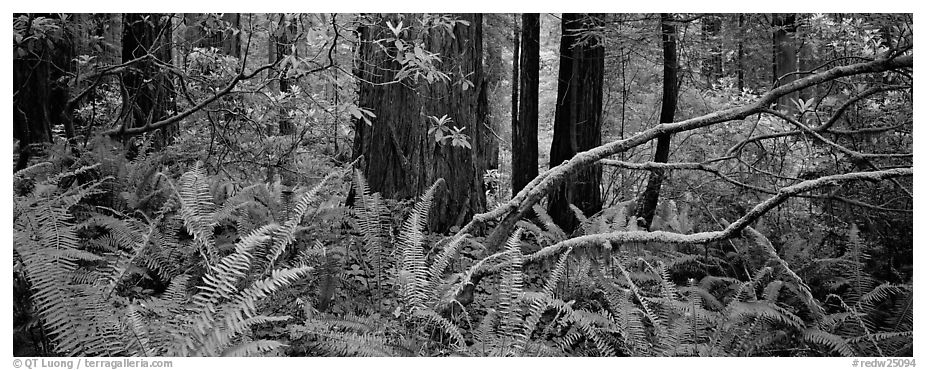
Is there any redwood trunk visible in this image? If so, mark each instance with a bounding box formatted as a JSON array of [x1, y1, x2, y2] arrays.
[[512, 14, 539, 195], [271, 13, 298, 136], [184, 13, 241, 57], [352, 14, 487, 233], [635, 13, 679, 230], [121, 13, 176, 148], [701, 14, 723, 86], [510, 14, 520, 154], [548, 13, 604, 232], [772, 13, 798, 111], [13, 14, 74, 171], [737, 14, 745, 92]]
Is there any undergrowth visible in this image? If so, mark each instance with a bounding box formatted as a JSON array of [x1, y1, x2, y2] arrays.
[[13, 140, 912, 357]]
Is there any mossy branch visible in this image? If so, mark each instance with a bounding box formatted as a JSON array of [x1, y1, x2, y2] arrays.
[[527, 168, 911, 261]]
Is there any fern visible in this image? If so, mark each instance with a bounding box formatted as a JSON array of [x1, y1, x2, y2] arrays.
[[396, 179, 443, 313], [294, 313, 411, 356], [14, 169, 122, 356], [256, 170, 340, 274], [177, 163, 219, 264], [495, 228, 526, 355], [803, 328, 856, 356]]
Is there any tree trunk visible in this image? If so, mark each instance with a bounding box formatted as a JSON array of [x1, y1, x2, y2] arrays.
[[13, 14, 74, 171], [266, 13, 300, 212], [479, 14, 507, 172], [271, 13, 298, 136], [352, 13, 487, 233], [772, 13, 798, 111], [512, 14, 539, 195], [121, 13, 176, 148], [510, 14, 520, 156], [548, 13, 605, 232], [797, 15, 814, 103], [737, 14, 745, 92], [634, 13, 679, 230], [701, 14, 723, 86], [183, 13, 241, 57]]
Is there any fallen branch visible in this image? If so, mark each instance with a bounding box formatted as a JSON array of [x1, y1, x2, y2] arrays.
[[602, 158, 912, 214], [475, 55, 911, 250], [526, 167, 912, 261]]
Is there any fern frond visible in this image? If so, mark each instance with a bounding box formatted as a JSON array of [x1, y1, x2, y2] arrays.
[[177, 164, 218, 264], [858, 283, 911, 308], [124, 304, 153, 356], [532, 204, 566, 240], [192, 224, 275, 309], [429, 234, 468, 283], [221, 339, 286, 356], [728, 301, 805, 329], [396, 179, 443, 312], [473, 308, 498, 353], [496, 228, 526, 354], [186, 264, 312, 356], [613, 252, 668, 338], [762, 280, 785, 303], [257, 170, 339, 272], [13, 160, 54, 180], [680, 285, 724, 311], [308, 331, 396, 356], [568, 204, 590, 233], [411, 309, 466, 350], [803, 328, 856, 356]]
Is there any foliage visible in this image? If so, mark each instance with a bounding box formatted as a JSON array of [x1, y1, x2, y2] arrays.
[[11, 12, 913, 358], [13, 147, 347, 356]]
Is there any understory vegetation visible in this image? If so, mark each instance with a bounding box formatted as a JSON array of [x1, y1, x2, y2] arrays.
[[13, 146, 912, 356], [12, 13, 912, 357]]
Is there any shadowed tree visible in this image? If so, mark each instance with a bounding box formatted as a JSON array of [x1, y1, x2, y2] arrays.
[[121, 13, 176, 148], [772, 13, 798, 111], [183, 13, 241, 58], [351, 13, 487, 233], [268, 13, 298, 138], [737, 14, 745, 92], [267, 13, 299, 212], [512, 13, 539, 195], [548, 13, 605, 232], [13, 14, 74, 170], [634, 13, 679, 229], [701, 14, 723, 86]]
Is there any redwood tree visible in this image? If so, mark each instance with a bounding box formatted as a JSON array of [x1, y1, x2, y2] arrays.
[[635, 13, 679, 229], [270, 13, 298, 136], [512, 14, 539, 195], [772, 13, 798, 111], [701, 14, 723, 86], [13, 14, 74, 170], [352, 14, 487, 233], [510, 13, 520, 161], [548, 13, 605, 232], [183, 13, 241, 57], [121, 13, 176, 147]]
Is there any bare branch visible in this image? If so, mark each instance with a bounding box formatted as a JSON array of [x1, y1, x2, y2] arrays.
[[102, 62, 277, 138], [727, 85, 908, 155], [471, 55, 912, 249], [527, 168, 912, 261]]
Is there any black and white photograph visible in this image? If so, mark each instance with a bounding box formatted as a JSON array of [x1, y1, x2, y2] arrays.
[[9, 8, 916, 362]]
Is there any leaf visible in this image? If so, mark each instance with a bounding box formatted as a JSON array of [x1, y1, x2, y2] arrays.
[[386, 20, 404, 37]]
